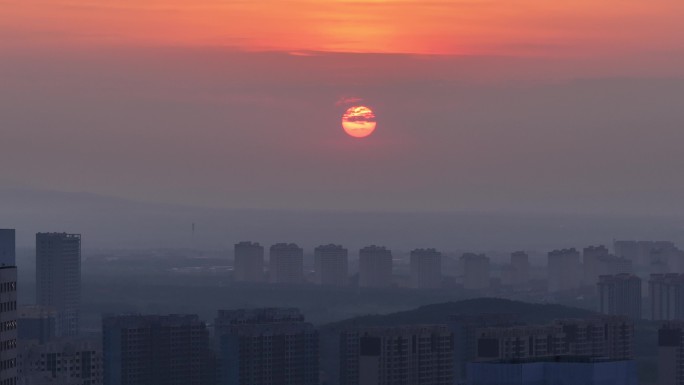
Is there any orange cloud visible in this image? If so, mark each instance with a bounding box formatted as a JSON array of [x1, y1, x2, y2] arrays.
[[2, 0, 683, 56]]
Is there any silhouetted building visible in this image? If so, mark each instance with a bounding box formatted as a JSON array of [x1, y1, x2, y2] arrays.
[[468, 356, 637, 385], [269, 243, 304, 284], [339, 325, 453, 385], [233, 242, 264, 283], [597, 274, 642, 319], [36, 233, 81, 337], [410, 249, 442, 289], [0, 229, 18, 385], [475, 317, 634, 362], [614, 240, 677, 269], [18, 306, 56, 345], [659, 322, 684, 385], [0, 229, 16, 267], [461, 253, 490, 291], [449, 314, 517, 385], [649, 273, 684, 321], [102, 314, 215, 385], [583, 245, 610, 286], [215, 308, 318, 385], [547, 248, 581, 293], [18, 339, 102, 385], [509, 251, 530, 286], [314, 244, 348, 286], [358, 246, 393, 289]]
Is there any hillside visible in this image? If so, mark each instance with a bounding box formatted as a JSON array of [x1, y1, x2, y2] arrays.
[[322, 297, 597, 330]]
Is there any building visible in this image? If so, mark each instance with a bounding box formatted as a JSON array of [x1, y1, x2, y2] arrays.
[[358, 246, 393, 289], [314, 244, 348, 286], [475, 317, 634, 362], [649, 273, 684, 321], [269, 243, 304, 284], [18, 339, 102, 385], [583, 245, 610, 286], [597, 274, 642, 319], [658, 322, 684, 385], [233, 242, 264, 283], [36, 233, 81, 337], [614, 240, 678, 269], [449, 315, 518, 385], [0, 229, 18, 385], [18, 306, 56, 345], [461, 253, 490, 291], [410, 249, 442, 289], [547, 248, 581, 293], [339, 325, 453, 385], [215, 308, 318, 385], [509, 252, 530, 287], [468, 356, 637, 385], [102, 314, 215, 385]]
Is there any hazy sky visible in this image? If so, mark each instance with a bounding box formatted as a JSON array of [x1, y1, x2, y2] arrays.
[[2, 0, 684, 215]]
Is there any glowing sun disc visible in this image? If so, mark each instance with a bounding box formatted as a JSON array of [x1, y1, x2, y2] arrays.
[[342, 106, 377, 138]]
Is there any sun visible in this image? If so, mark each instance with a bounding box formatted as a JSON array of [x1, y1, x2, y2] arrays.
[[342, 106, 377, 138]]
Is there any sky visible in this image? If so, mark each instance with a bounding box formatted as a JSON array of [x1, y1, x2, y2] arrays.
[[1, 0, 684, 216]]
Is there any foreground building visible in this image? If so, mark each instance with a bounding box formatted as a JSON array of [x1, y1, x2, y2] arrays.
[[233, 242, 264, 283], [339, 325, 453, 385], [597, 274, 642, 319], [314, 244, 348, 286], [102, 314, 215, 385], [0, 229, 18, 385], [475, 316, 634, 361], [216, 308, 318, 385], [18, 339, 102, 385], [36, 233, 81, 337], [658, 322, 684, 385], [18, 306, 56, 345], [468, 356, 637, 385], [358, 246, 393, 288]]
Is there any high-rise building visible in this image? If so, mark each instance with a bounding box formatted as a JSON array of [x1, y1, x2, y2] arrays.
[[0, 229, 16, 268], [449, 314, 518, 385], [583, 245, 610, 286], [509, 251, 530, 286], [17, 306, 56, 345], [547, 248, 581, 293], [215, 308, 318, 385], [0, 229, 18, 385], [614, 240, 677, 269], [410, 248, 442, 289], [468, 356, 637, 385], [269, 243, 304, 284], [461, 253, 490, 291], [358, 246, 393, 289], [597, 274, 642, 319], [314, 244, 348, 286], [18, 339, 103, 385], [475, 317, 634, 362], [36, 233, 81, 337], [102, 314, 215, 385], [649, 273, 684, 321], [233, 242, 264, 283], [339, 325, 453, 385], [658, 322, 684, 385]]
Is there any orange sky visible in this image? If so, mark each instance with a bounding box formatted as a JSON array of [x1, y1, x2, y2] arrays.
[[2, 0, 683, 55]]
